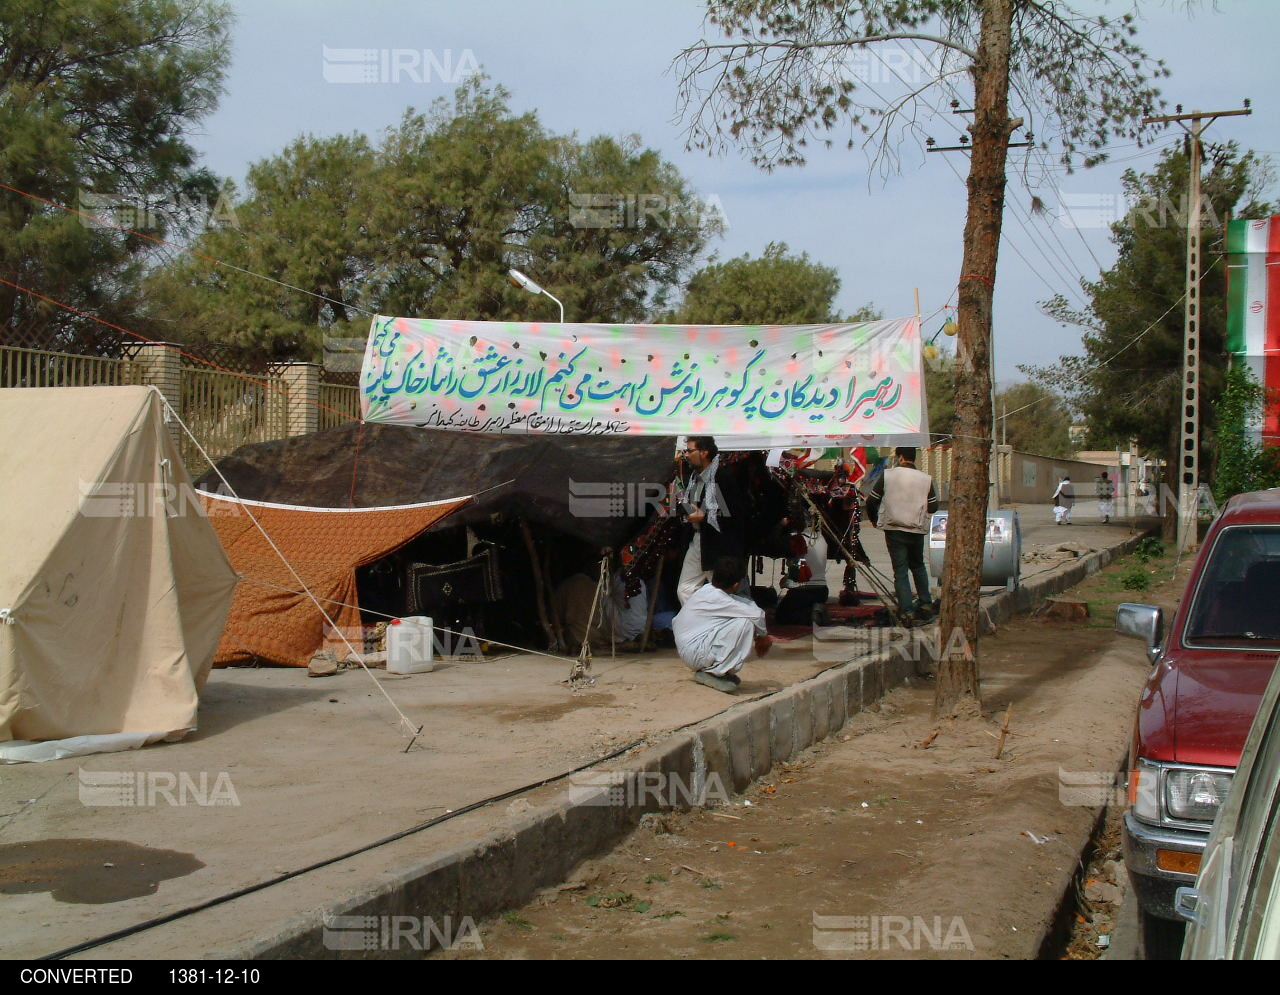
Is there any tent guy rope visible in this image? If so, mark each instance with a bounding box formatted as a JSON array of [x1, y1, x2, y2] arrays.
[[159, 393, 424, 747]]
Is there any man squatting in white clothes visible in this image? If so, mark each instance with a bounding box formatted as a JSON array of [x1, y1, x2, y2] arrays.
[[673, 555, 773, 694]]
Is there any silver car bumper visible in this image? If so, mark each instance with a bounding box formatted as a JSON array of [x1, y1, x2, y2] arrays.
[[1123, 810, 1208, 921]]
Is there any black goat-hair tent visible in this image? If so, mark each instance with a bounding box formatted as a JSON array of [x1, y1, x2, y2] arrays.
[[196, 423, 681, 551]]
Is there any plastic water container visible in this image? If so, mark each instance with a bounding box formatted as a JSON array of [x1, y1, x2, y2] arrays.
[[387, 616, 435, 674]]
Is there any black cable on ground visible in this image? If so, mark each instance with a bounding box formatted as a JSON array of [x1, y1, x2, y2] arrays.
[[40, 738, 646, 960]]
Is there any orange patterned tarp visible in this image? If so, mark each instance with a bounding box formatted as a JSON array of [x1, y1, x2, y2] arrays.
[[201, 494, 468, 668]]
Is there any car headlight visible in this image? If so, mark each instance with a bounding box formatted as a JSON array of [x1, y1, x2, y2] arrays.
[[1129, 759, 1233, 827], [1166, 769, 1233, 822]]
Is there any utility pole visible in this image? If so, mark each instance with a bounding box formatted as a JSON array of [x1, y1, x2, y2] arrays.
[[1142, 103, 1251, 552]]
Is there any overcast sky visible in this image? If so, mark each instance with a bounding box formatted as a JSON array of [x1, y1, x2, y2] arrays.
[[188, 0, 1280, 384]]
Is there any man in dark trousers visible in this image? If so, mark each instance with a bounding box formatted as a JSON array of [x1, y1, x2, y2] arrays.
[[865, 447, 939, 624], [677, 436, 747, 604]]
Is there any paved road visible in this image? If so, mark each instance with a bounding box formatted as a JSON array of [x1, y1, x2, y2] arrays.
[[771, 500, 1160, 607]]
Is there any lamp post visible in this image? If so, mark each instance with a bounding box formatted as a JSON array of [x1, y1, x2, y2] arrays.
[[507, 268, 565, 323]]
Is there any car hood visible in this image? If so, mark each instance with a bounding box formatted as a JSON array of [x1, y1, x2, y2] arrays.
[[1141, 653, 1278, 767]]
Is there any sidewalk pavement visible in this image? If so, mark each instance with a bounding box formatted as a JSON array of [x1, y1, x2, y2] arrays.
[[0, 503, 1155, 960]]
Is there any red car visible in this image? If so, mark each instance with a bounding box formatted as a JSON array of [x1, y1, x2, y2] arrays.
[[1117, 488, 1280, 958]]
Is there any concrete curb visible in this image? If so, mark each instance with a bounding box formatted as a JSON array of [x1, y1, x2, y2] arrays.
[[981, 530, 1150, 632], [230, 532, 1152, 959]]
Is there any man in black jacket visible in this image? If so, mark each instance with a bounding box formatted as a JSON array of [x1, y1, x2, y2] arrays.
[[677, 436, 747, 604]]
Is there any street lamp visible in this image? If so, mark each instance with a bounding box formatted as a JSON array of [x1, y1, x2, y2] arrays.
[[507, 268, 565, 323]]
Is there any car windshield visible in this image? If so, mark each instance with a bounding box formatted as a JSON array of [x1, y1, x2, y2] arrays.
[[1186, 526, 1280, 643]]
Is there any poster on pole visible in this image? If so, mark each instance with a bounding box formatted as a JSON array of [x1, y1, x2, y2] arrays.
[[360, 314, 924, 441]]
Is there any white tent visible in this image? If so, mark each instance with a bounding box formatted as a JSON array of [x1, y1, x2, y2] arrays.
[[0, 387, 238, 754]]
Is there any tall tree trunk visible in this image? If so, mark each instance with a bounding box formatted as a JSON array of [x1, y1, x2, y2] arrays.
[[936, 0, 1014, 718]]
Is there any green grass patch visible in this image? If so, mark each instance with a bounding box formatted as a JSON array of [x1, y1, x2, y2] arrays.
[[1119, 563, 1152, 591], [701, 932, 735, 942], [644, 872, 668, 884], [698, 878, 722, 890], [501, 911, 535, 930], [1134, 537, 1166, 562]]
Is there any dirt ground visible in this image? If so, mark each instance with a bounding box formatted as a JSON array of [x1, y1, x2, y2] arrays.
[[442, 546, 1191, 960]]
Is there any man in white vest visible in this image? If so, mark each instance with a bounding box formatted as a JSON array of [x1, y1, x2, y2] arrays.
[[864, 447, 939, 624]]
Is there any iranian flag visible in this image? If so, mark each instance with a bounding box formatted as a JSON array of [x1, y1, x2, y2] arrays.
[[1226, 216, 1280, 445]]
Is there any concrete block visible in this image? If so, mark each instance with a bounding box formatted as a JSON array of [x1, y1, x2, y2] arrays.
[[456, 833, 517, 920], [660, 727, 701, 809], [747, 710, 772, 779], [792, 686, 814, 750], [635, 744, 666, 776], [811, 682, 831, 743], [724, 711, 753, 793], [884, 645, 912, 686], [508, 806, 569, 892], [846, 665, 863, 717], [561, 787, 616, 860], [698, 724, 732, 787], [399, 845, 465, 922], [827, 669, 849, 732], [862, 655, 886, 707], [769, 693, 795, 763]]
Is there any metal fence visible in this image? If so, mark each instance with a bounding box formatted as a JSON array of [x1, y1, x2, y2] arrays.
[[0, 345, 143, 389], [179, 364, 290, 479], [318, 381, 361, 431], [1, 343, 359, 478]]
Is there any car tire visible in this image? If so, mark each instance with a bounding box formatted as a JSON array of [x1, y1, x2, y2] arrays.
[[1139, 906, 1186, 960]]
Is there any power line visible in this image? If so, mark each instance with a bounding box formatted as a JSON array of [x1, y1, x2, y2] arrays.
[[936, 152, 1065, 300], [1000, 255, 1223, 421]]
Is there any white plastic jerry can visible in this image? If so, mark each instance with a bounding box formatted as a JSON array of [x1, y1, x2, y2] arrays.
[[386, 616, 435, 674]]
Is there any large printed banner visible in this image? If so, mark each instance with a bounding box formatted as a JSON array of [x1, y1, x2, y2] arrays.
[[360, 315, 923, 440], [1227, 216, 1280, 444]]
